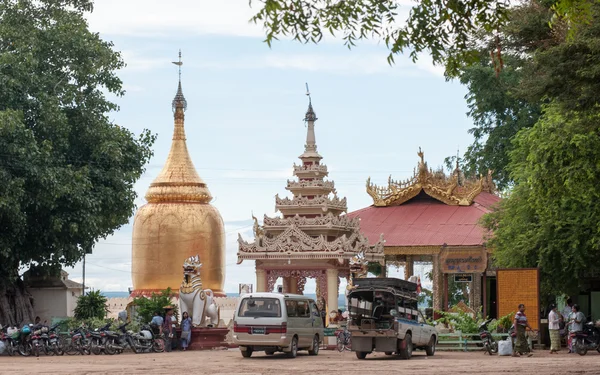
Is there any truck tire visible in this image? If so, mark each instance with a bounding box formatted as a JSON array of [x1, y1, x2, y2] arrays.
[[425, 336, 436, 356], [355, 351, 368, 360], [241, 347, 253, 358], [399, 334, 413, 360]]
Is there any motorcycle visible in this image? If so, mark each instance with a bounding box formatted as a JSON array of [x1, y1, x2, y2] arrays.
[[479, 318, 498, 355], [29, 327, 44, 357], [41, 323, 64, 355], [17, 324, 33, 357], [573, 321, 600, 356], [90, 323, 117, 355], [116, 323, 164, 354], [65, 326, 92, 355], [0, 326, 19, 356]]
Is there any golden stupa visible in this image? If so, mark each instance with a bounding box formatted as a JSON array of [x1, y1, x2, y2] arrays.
[[131, 54, 225, 296]]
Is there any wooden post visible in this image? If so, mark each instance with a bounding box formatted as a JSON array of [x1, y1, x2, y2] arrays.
[[482, 273, 487, 317], [443, 274, 448, 311]]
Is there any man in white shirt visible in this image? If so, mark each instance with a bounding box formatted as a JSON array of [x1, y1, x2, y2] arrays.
[[562, 298, 573, 320]]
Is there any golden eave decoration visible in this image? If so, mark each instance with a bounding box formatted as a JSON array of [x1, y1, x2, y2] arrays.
[[366, 148, 495, 207]]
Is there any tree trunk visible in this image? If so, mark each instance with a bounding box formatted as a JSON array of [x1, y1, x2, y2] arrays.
[[0, 279, 35, 326]]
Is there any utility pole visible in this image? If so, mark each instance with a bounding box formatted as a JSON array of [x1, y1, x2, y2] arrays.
[[82, 253, 86, 296]]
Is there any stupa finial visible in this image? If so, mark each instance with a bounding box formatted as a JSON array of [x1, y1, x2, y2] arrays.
[[304, 82, 317, 122], [172, 49, 187, 112]]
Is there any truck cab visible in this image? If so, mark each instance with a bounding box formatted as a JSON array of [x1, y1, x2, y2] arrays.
[[347, 278, 437, 360]]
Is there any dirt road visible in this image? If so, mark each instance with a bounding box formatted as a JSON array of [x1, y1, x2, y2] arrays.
[[0, 349, 597, 374]]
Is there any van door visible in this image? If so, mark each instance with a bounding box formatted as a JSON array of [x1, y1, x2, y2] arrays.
[[310, 300, 323, 338], [297, 300, 312, 347]]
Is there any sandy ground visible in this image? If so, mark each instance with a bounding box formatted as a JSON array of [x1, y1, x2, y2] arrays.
[[0, 348, 598, 375]]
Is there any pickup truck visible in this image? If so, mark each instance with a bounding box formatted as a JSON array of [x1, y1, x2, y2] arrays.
[[347, 278, 437, 360]]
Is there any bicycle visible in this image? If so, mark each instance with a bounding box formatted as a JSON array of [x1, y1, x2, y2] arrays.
[[336, 325, 351, 352]]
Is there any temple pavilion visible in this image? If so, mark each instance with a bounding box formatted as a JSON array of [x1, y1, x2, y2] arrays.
[[348, 150, 500, 316], [237, 96, 385, 320]]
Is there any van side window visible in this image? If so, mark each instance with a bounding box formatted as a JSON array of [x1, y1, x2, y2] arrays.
[[285, 300, 298, 317], [310, 302, 320, 317], [297, 301, 310, 318]]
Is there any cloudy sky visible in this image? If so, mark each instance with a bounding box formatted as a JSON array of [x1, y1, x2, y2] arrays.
[[65, 0, 473, 293]]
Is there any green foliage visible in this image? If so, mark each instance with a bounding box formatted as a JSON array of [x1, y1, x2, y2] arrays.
[[132, 288, 178, 325], [484, 103, 600, 295], [434, 307, 485, 334], [249, 0, 593, 75], [73, 290, 109, 320], [250, 0, 510, 74], [0, 0, 155, 323], [489, 312, 514, 332]]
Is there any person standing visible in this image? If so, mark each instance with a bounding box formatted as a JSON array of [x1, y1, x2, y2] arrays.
[[512, 304, 533, 357], [562, 298, 573, 321], [548, 304, 561, 354], [567, 304, 585, 353], [162, 307, 175, 353], [180, 312, 192, 351], [151, 311, 164, 334]]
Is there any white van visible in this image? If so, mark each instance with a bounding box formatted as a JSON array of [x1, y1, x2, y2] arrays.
[[232, 292, 324, 358]]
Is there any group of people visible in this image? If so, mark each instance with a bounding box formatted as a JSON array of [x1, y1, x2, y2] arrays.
[[548, 298, 586, 354], [512, 298, 586, 357], [150, 307, 193, 352]]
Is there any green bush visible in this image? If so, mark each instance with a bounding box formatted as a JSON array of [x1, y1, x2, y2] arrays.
[[490, 312, 514, 332], [434, 306, 485, 333], [132, 288, 178, 325], [73, 290, 109, 320]]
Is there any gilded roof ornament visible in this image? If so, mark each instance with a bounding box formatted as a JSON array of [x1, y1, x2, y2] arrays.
[[366, 149, 496, 207], [304, 82, 317, 122], [171, 50, 187, 112]]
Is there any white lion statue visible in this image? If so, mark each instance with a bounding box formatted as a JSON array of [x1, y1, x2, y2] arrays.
[[179, 255, 220, 327]]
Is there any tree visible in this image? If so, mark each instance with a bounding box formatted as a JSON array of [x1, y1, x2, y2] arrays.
[[481, 2, 600, 296], [132, 289, 178, 325], [483, 105, 600, 296], [443, 2, 555, 188], [74, 290, 109, 320], [249, 0, 594, 75], [0, 0, 155, 325]]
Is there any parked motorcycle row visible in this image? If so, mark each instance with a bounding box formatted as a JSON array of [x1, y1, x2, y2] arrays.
[[0, 322, 165, 357]]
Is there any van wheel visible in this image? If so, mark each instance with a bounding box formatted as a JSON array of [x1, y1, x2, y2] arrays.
[[265, 350, 275, 355], [399, 334, 413, 360], [356, 351, 368, 360], [425, 336, 436, 356], [287, 337, 298, 358], [308, 335, 320, 356], [385, 352, 393, 355], [241, 347, 253, 358]]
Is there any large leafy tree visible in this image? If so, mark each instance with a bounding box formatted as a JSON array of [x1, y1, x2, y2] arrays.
[[483, 2, 600, 295], [484, 105, 600, 295], [0, 0, 155, 325], [249, 0, 594, 75]]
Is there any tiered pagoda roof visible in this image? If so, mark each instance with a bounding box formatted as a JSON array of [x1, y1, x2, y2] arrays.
[[349, 149, 500, 247], [237, 95, 384, 264]]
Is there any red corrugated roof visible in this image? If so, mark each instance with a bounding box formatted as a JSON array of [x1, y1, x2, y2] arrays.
[[349, 192, 501, 247]]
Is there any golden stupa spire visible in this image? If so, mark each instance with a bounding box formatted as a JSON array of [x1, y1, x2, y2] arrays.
[[144, 50, 212, 204]]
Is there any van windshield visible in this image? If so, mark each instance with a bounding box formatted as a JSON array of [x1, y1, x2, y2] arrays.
[[239, 298, 282, 318]]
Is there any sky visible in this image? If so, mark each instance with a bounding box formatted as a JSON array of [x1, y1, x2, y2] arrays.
[[64, 0, 475, 294]]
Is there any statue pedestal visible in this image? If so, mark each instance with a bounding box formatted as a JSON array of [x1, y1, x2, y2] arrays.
[[180, 327, 229, 351]]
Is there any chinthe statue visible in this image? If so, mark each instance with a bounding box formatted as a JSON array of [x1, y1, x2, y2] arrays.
[[179, 255, 220, 327]]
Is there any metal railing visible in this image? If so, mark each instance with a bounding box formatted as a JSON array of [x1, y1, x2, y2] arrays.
[[437, 332, 512, 351]]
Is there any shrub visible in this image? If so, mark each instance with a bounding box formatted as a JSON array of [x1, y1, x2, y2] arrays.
[[73, 290, 109, 320], [132, 288, 178, 324]]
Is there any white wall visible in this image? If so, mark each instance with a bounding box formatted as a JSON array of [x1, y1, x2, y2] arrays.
[[29, 288, 68, 323], [66, 288, 83, 318]]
